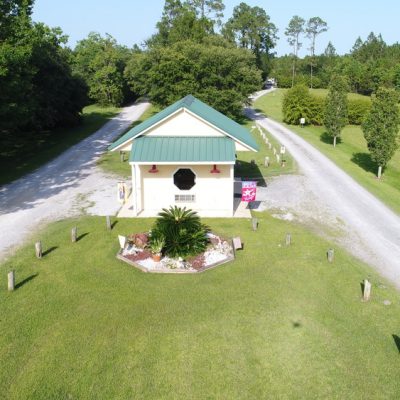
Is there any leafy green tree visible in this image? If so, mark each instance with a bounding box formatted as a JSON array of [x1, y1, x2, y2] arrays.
[[324, 75, 348, 147], [187, 0, 225, 26], [285, 15, 305, 87], [73, 33, 132, 106], [282, 84, 314, 124], [148, 0, 214, 47], [125, 39, 262, 120], [306, 17, 328, 88], [362, 88, 400, 178], [0, 1, 87, 134], [222, 2, 278, 78]]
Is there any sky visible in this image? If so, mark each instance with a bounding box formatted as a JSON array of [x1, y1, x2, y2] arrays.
[[32, 0, 400, 56]]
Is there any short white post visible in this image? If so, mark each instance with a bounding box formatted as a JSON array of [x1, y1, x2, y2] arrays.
[[252, 218, 258, 231], [264, 157, 270, 167], [363, 279, 371, 301], [106, 216, 111, 230], [8, 270, 15, 291], [71, 227, 77, 243], [35, 241, 42, 259], [327, 248, 334, 263], [285, 233, 291, 246]]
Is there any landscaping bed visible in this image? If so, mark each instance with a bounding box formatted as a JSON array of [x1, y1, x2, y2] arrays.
[[117, 232, 234, 273]]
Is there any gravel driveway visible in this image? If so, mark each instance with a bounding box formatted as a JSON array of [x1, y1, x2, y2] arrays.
[[0, 101, 150, 260], [247, 91, 400, 288]]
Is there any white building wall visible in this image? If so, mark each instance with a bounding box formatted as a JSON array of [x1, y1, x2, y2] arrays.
[[146, 110, 224, 137], [138, 164, 234, 217]]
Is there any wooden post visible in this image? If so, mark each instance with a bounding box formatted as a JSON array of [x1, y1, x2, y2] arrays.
[[8, 270, 15, 291], [268, 143, 272, 149], [285, 233, 291, 246], [377, 166, 382, 179], [252, 218, 258, 231], [273, 148, 276, 155], [264, 156, 270, 167], [71, 226, 77, 243], [327, 248, 334, 263], [363, 279, 371, 301], [35, 241, 42, 259], [250, 159, 255, 165], [276, 154, 280, 164], [106, 216, 111, 230]]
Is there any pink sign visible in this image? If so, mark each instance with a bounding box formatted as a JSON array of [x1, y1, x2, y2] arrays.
[[241, 181, 257, 202]]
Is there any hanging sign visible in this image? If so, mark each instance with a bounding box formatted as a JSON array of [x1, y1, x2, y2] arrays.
[[117, 181, 127, 203], [241, 181, 257, 202]]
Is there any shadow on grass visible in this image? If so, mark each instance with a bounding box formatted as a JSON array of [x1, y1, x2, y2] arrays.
[[292, 320, 302, 328], [392, 335, 400, 353], [320, 131, 341, 145], [15, 273, 38, 289], [360, 281, 365, 297], [77, 232, 90, 242], [111, 220, 118, 229], [351, 152, 378, 174], [42, 246, 58, 257], [234, 160, 267, 186]]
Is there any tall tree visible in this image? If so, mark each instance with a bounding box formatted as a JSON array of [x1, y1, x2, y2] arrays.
[[73, 33, 132, 106], [125, 39, 262, 120], [285, 15, 305, 87], [324, 75, 348, 147], [362, 88, 400, 178], [306, 17, 328, 88], [187, 0, 225, 27], [222, 2, 278, 78]]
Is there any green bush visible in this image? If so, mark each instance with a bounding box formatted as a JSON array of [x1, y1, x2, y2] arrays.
[[282, 84, 324, 125], [150, 206, 209, 258], [348, 98, 371, 125]]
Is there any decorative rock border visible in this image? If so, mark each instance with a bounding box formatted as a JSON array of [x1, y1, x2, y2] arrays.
[[116, 233, 235, 274]]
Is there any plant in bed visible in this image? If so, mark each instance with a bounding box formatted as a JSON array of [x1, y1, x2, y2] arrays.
[[150, 206, 209, 258]]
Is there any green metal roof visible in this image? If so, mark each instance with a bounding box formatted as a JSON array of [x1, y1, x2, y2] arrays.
[[109, 95, 259, 152], [129, 136, 236, 163]]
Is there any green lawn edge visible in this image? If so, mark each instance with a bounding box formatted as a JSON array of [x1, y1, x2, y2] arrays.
[[0, 104, 121, 186], [0, 215, 399, 399], [254, 89, 400, 215]]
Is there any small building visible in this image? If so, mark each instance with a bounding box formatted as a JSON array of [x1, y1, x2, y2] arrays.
[[108, 95, 258, 217]]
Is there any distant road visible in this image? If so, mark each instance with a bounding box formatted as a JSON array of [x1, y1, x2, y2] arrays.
[[0, 101, 150, 260], [248, 90, 400, 287]]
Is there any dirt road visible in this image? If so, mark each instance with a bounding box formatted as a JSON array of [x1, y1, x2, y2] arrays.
[[247, 91, 400, 287], [0, 101, 150, 260]]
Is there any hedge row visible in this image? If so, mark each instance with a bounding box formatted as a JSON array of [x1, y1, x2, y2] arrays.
[[282, 86, 371, 126]]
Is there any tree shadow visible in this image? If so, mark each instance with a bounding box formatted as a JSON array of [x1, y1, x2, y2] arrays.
[[234, 160, 267, 187], [42, 246, 58, 257], [77, 232, 89, 242], [351, 152, 378, 174], [15, 273, 38, 289], [292, 320, 302, 328], [320, 131, 341, 145], [392, 335, 400, 353]]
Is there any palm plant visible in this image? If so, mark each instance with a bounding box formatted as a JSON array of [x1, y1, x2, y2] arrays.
[[150, 206, 209, 258]]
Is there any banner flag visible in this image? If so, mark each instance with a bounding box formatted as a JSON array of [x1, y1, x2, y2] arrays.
[[241, 181, 257, 202]]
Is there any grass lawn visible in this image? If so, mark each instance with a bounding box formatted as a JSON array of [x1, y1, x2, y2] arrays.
[[1, 215, 400, 399], [97, 105, 159, 179], [254, 89, 400, 214], [0, 105, 121, 187]]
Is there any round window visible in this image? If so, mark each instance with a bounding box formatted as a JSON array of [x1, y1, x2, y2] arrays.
[[173, 168, 196, 190]]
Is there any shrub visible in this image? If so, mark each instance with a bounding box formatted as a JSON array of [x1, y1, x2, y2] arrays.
[[282, 84, 324, 125], [150, 206, 209, 258], [347, 98, 371, 125]]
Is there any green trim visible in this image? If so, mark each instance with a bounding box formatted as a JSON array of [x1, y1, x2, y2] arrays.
[[109, 95, 259, 152], [129, 136, 236, 163]]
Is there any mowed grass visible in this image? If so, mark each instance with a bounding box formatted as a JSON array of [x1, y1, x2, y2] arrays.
[[97, 105, 159, 179], [235, 120, 296, 179], [0, 105, 121, 186], [254, 89, 400, 214], [1, 216, 400, 399]]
